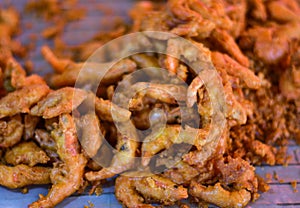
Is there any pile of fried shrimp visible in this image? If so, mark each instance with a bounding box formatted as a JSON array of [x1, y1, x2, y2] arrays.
[[0, 0, 299, 207]]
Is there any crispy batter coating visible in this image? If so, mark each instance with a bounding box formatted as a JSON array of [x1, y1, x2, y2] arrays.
[[85, 126, 138, 181], [77, 112, 103, 157], [34, 129, 58, 161], [0, 114, 23, 148], [5, 141, 50, 167], [30, 87, 87, 119], [115, 174, 188, 207], [216, 157, 258, 192], [95, 97, 131, 123], [0, 164, 51, 189], [24, 114, 40, 140], [29, 114, 87, 208], [211, 52, 261, 89], [211, 29, 249, 67], [189, 181, 251, 208], [0, 84, 50, 119]]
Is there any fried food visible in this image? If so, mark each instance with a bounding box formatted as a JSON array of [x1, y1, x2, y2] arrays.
[[0, 84, 50, 118], [5, 141, 50, 167], [85, 124, 138, 181], [115, 174, 188, 207], [30, 87, 87, 119], [29, 114, 87, 208], [0, 164, 51, 189], [24, 114, 40, 140], [189, 181, 251, 208], [0, 114, 23, 148], [77, 112, 103, 157]]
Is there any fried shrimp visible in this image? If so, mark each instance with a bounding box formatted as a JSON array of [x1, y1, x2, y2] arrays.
[[0, 114, 23, 148], [5, 141, 50, 167], [85, 123, 138, 181], [29, 114, 87, 208], [189, 181, 251, 208], [30, 87, 87, 119], [0, 84, 50, 118], [0, 164, 51, 189], [77, 112, 103, 158], [115, 174, 188, 207]]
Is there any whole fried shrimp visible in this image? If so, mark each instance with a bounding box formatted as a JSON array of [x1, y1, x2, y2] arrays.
[[29, 114, 87, 208], [130, 82, 187, 106], [85, 124, 138, 181], [0, 114, 23, 148], [211, 29, 249, 67], [0, 84, 50, 119], [43, 46, 137, 88], [30, 87, 87, 119], [211, 52, 261, 89], [115, 174, 188, 208], [5, 141, 50, 167], [0, 164, 51, 189], [142, 125, 210, 166], [189, 181, 251, 208], [77, 112, 103, 158]]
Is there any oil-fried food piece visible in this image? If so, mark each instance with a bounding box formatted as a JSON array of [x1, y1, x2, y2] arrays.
[[77, 112, 103, 157], [247, 140, 276, 165], [163, 161, 199, 185], [85, 126, 138, 181], [141, 125, 210, 166], [115, 174, 188, 208], [0, 84, 50, 119], [115, 175, 154, 208], [29, 114, 87, 208], [42, 46, 137, 87], [3, 58, 46, 91], [130, 82, 187, 106], [211, 29, 249, 67], [0, 114, 23, 148], [248, 0, 267, 21], [30, 87, 87, 119], [267, 0, 300, 22], [95, 97, 131, 123], [0, 164, 51, 189], [24, 114, 40, 140], [187, 76, 204, 107], [216, 157, 258, 192], [5, 141, 50, 167], [279, 66, 300, 101], [34, 129, 58, 161], [211, 52, 261, 89], [189, 181, 251, 208]]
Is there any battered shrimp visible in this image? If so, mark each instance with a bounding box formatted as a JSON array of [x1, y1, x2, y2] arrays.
[[187, 76, 204, 107], [5, 141, 50, 167], [29, 114, 87, 208], [0, 114, 23, 148], [189, 181, 251, 208], [0, 84, 50, 118], [130, 82, 187, 105], [43, 46, 137, 88], [163, 161, 199, 185], [211, 29, 249, 67], [168, 0, 200, 20], [85, 123, 138, 181], [0, 164, 51, 189], [211, 52, 261, 89], [30, 87, 87, 119], [115, 174, 188, 207], [3, 58, 45, 91], [95, 97, 131, 123], [142, 125, 210, 166], [77, 112, 103, 157], [248, 0, 267, 21], [267, 0, 300, 22], [24, 114, 40, 140]]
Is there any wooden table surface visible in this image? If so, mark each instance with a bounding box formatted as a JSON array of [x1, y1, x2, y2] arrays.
[[0, 0, 299, 207]]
